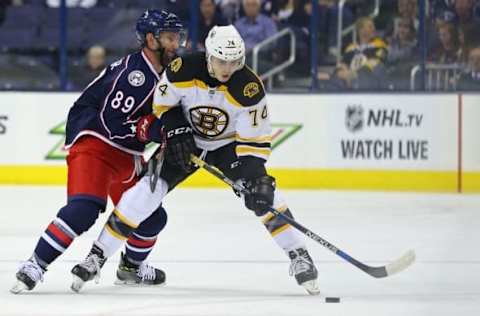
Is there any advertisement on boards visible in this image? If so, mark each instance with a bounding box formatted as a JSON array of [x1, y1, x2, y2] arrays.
[[326, 94, 458, 170]]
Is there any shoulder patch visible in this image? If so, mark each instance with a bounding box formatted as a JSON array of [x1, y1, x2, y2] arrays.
[[166, 52, 204, 83], [128, 70, 145, 87], [227, 67, 265, 107], [243, 82, 260, 98], [170, 57, 182, 73]]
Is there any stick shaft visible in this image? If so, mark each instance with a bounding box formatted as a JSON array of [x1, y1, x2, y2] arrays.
[[190, 155, 397, 278]]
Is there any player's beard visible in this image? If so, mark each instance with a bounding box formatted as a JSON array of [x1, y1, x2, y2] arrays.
[[156, 47, 175, 68]]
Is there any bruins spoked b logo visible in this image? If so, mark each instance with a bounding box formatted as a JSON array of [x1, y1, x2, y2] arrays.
[[189, 106, 229, 137]]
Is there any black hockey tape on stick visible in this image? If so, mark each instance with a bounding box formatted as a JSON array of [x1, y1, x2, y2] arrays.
[[190, 154, 416, 279]]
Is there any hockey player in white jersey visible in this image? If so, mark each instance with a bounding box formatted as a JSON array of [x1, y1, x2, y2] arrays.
[[72, 25, 320, 295]]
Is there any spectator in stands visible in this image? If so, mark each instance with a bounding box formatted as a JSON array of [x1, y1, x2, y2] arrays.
[[195, 0, 227, 50], [457, 46, 480, 90], [429, 22, 461, 63], [275, 0, 295, 24], [455, 0, 480, 26], [234, 0, 277, 52], [218, 0, 241, 23], [458, 24, 479, 65], [0, 0, 10, 25], [165, 0, 190, 22], [431, 0, 456, 19], [385, 0, 418, 42], [261, 0, 294, 22], [386, 17, 418, 90], [46, 0, 97, 8], [288, 0, 312, 69], [329, 16, 389, 90], [318, 0, 354, 53], [69, 45, 106, 90], [0, 0, 23, 25], [387, 18, 417, 64]]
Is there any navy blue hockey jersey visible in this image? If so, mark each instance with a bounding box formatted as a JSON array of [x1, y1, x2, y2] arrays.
[[65, 51, 161, 155]]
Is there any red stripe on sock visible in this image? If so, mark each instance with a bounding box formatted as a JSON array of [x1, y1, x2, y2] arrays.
[[127, 236, 156, 248], [47, 223, 73, 246]]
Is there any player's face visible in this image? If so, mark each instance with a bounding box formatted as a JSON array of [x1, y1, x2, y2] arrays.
[[209, 56, 243, 82], [156, 31, 185, 65]]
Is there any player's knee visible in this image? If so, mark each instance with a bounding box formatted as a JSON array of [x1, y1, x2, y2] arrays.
[[57, 199, 105, 235], [135, 205, 168, 236]]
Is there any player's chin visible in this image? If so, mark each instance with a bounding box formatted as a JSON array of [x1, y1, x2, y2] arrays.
[[163, 52, 176, 65]]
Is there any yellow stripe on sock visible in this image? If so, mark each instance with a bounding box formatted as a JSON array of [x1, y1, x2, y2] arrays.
[[271, 224, 291, 237], [262, 205, 288, 224], [105, 224, 128, 241], [113, 209, 138, 229]]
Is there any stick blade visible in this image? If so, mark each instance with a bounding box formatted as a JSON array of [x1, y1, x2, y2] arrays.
[[385, 249, 416, 276]]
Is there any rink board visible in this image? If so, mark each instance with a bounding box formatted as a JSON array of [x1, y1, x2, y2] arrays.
[[0, 92, 478, 192]]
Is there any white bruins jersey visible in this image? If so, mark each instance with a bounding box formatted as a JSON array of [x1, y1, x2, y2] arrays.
[[152, 52, 271, 161]]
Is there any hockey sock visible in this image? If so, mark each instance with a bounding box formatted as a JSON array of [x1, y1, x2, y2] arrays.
[[262, 207, 305, 251], [125, 206, 167, 264], [125, 233, 158, 265], [96, 208, 138, 257], [33, 199, 103, 267]]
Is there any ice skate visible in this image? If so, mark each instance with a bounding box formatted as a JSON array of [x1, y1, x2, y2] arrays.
[[288, 247, 320, 295], [70, 244, 107, 293], [10, 258, 46, 294], [115, 252, 166, 286]]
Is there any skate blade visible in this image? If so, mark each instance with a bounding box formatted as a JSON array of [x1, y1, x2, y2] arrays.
[[114, 279, 166, 287], [301, 280, 320, 296], [71, 275, 86, 293], [10, 281, 28, 294]]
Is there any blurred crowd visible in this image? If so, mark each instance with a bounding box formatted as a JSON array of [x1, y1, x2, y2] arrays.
[[0, 0, 479, 91]]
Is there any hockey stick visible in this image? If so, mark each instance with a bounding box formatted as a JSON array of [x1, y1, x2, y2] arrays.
[[190, 154, 416, 278]]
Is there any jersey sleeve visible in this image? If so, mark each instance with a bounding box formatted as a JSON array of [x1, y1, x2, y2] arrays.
[[235, 96, 272, 162]]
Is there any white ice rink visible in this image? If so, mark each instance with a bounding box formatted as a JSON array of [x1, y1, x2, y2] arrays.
[[1, 186, 480, 316]]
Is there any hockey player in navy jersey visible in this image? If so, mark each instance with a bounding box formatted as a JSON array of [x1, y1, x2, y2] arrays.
[[73, 25, 320, 295], [11, 9, 187, 294]]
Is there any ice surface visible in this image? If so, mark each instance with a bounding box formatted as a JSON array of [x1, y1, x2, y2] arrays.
[[1, 186, 479, 316]]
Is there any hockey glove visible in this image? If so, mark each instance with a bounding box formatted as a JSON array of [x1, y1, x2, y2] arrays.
[[136, 114, 164, 143], [163, 107, 197, 172], [243, 175, 276, 216]]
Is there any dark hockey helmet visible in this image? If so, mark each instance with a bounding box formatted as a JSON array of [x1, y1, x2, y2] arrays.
[[135, 9, 186, 46]]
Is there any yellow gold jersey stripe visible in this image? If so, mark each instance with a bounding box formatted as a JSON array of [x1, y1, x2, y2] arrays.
[[105, 224, 128, 240], [271, 224, 291, 237], [235, 134, 272, 143], [236, 145, 271, 157], [171, 80, 243, 108], [152, 104, 171, 118], [113, 209, 138, 229]]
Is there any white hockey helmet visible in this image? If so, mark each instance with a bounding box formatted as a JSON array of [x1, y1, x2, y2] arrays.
[[205, 25, 246, 73]]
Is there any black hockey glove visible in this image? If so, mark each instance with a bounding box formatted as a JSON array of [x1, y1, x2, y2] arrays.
[[243, 175, 276, 216], [163, 107, 197, 172]]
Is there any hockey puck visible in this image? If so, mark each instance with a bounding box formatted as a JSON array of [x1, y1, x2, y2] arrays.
[[325, 297, 340, 303]]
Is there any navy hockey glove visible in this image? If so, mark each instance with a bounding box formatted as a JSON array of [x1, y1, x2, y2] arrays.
[[244, 175, 276, 216], [163, 107, 197, 172]]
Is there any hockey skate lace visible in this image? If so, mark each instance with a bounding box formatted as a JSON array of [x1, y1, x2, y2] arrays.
[[82, 254, 102, 284], [19, 260, 44, 283], [137, 262, 156, 281], [289, 256, 312, 276]]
